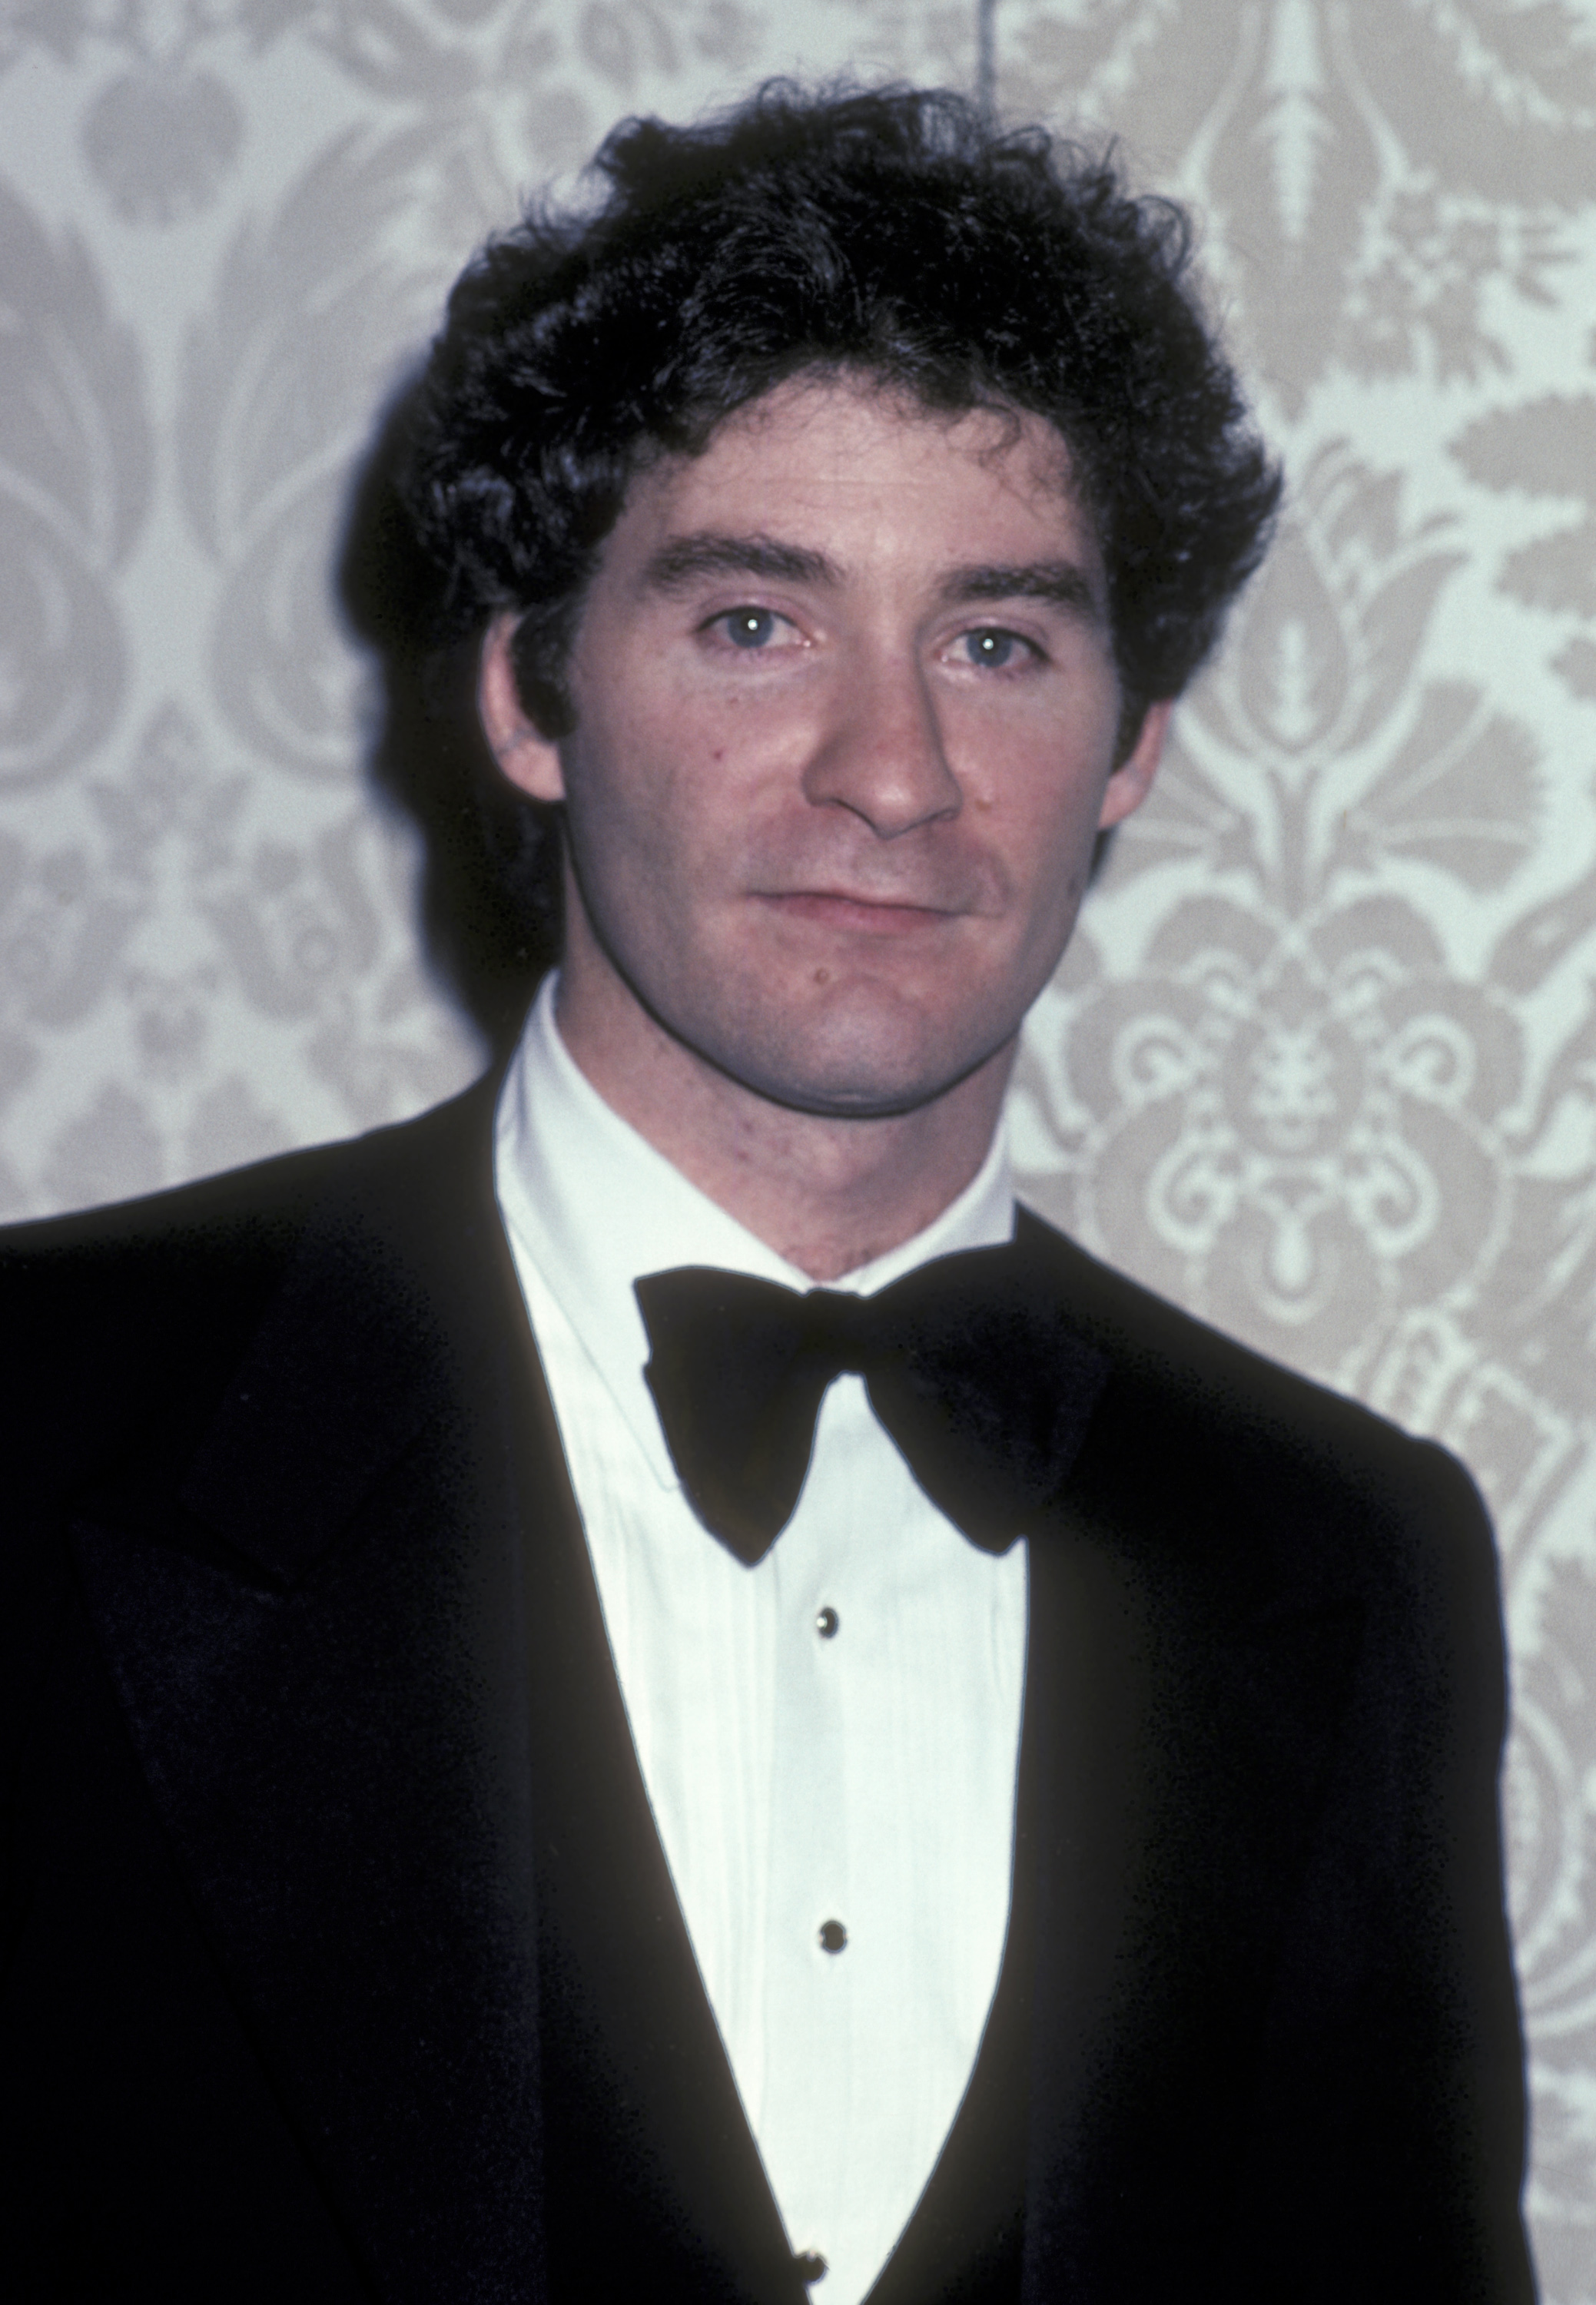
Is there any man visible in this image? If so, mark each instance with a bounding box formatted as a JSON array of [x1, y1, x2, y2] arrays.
[[0, 84, 1531, 2305]]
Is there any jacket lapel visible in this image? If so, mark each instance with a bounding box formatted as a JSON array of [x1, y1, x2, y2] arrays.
[[71, 1089, 553, 2305], [1011, 1218, 1367, 2298], [1020, 1531, 1362, 2301], [502, 1304, 810, 2305]]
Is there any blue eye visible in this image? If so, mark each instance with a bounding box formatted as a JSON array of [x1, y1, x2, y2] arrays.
[[965, 628, 1024, 668], [724, 608, 778, 648]]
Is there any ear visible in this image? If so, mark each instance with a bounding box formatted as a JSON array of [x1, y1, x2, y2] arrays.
[[479, 611, 567, 803], [1097, 697, 1173, 831]]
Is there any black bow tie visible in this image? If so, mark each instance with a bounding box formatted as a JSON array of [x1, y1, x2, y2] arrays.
[[633, 1219, 1109, 1565]]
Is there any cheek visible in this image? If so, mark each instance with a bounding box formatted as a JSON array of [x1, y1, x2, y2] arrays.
[[560, 720, 738, 957], [562, 697, 672, 841], [990, 781, 1113, 977], [1000, 750, 1113, 880], [593, 706, 788, 864]]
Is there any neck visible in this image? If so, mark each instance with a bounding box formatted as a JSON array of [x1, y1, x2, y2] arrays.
[[548, 976, 1013, 1285]]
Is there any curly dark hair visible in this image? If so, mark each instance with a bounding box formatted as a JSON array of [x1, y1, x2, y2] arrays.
[[398, 79, 1279, 745]]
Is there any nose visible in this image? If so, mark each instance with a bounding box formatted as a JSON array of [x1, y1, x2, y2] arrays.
[[801, 647, 963, 837]]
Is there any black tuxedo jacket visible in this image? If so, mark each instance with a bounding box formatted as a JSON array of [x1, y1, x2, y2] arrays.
[[0, 1082, 1533, 2303]]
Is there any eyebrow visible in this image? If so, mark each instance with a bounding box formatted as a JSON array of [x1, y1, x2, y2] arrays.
[[641, 532, 1106, 622], [937, 561, 1105, 621], [642, 532, 838, 591]]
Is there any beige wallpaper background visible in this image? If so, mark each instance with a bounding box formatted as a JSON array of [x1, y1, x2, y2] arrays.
[[1, 0, 1593, 2290]]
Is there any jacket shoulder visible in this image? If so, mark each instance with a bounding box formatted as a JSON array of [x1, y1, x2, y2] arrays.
[[1018, 1200, 1470, 1473], [0, 1078, 499, 1507], [1014, 1204, 1498, 1629], [1, 1076, 496, 1273]]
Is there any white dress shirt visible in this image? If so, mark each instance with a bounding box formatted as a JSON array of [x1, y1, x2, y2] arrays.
[[493, 976, 1029, 2305]]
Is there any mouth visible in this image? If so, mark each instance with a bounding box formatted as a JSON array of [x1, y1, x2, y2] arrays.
[[756, 890, 962, 935]]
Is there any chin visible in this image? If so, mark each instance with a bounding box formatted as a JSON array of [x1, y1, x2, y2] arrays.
[[696, 996, 1004, 1119]]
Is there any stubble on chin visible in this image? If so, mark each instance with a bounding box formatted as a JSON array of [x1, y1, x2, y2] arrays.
[[649, 935, 1024, 1121]]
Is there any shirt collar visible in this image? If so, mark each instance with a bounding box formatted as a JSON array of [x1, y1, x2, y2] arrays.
[[493, 972, 1017, 1487]]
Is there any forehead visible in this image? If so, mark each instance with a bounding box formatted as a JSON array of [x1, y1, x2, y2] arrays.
[[610, 375, 1098, 574]]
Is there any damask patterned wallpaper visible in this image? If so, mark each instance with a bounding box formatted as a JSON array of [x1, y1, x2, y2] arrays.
[[2, 0, 1593, 2290]]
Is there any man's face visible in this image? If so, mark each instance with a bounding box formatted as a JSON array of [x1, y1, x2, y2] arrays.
[[483, 374, 1167, 1119]]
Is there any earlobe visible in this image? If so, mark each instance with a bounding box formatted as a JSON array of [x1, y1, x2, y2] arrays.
[[479, 612, 568, 803], [1097, 697, 1173, 831]]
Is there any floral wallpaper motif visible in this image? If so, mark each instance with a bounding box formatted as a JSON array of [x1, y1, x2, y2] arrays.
[[0, 175, 151, 790], [1, 0, 1594, 2290], [1004, 0, 1596, 410]]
